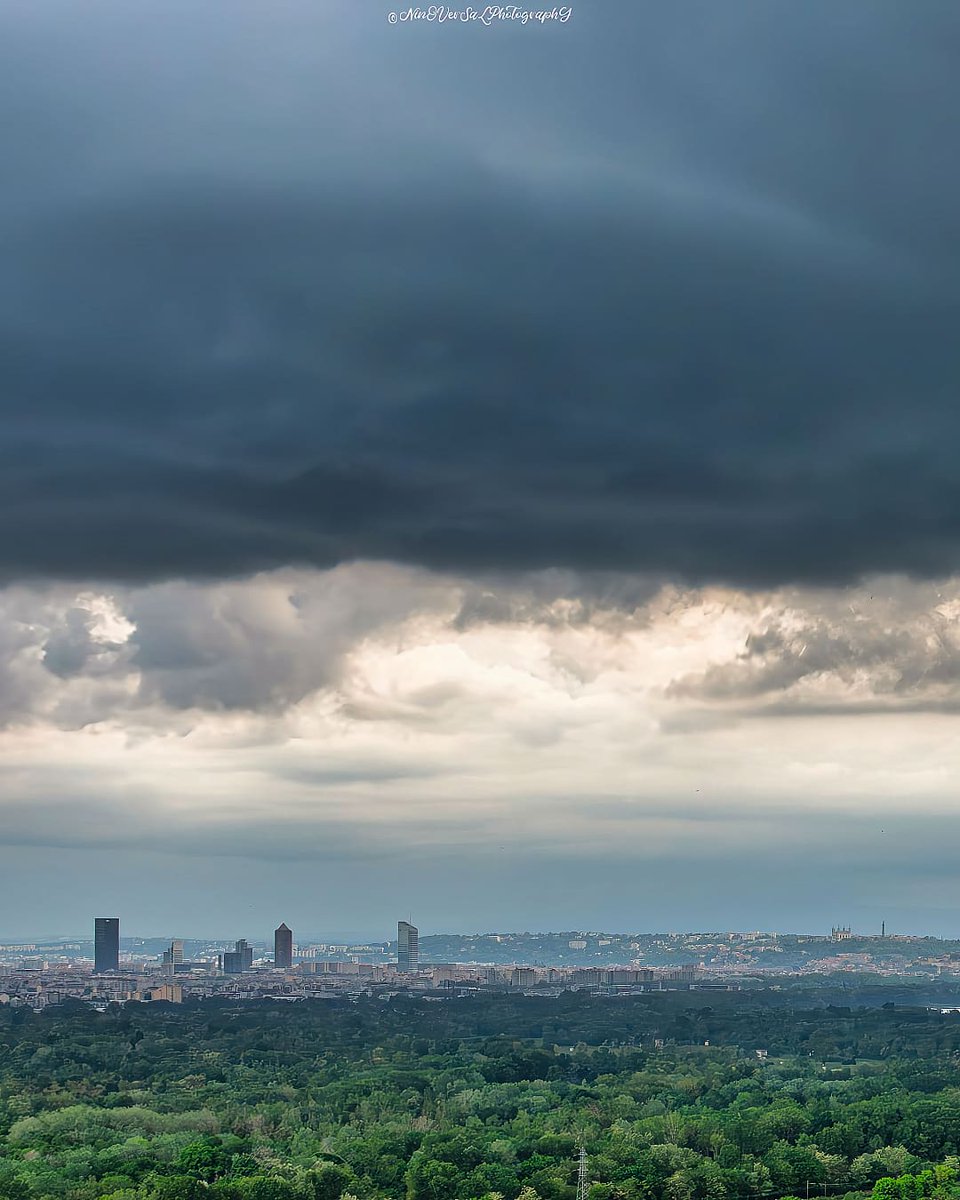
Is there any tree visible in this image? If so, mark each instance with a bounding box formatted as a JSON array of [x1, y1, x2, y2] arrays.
[[178, 1139, 229, 1183], [405, 1157, 461, 1200], [150, 1175, 207, 1200], [0, 1174, 29, 1200], [308, 1165, 353, 1200], [236, 1179, 299, 1200]]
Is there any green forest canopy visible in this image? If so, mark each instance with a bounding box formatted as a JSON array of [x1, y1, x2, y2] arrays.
[[5, 993, 960, 1200]]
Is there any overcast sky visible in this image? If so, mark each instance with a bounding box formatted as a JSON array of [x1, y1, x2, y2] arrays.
[[2, 0, 960, 941]]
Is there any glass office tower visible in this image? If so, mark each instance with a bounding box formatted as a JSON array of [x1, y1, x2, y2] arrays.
[[94, 917, 120, 973], [398, 920, 419, 972]]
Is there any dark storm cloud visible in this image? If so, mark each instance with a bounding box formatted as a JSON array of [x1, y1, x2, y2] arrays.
[[2, 0, 960, 587]]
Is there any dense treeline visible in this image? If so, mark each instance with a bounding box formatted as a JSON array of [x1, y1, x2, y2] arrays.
[[5, 995, 960, 1200]]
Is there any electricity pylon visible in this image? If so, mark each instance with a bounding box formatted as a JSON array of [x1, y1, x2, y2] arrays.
[[576, 1144, 589, 1200]]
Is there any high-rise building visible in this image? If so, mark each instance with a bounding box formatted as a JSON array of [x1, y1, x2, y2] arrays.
[[398, 920, 419, 973], [274, 923, 293, 969], [94, 917, 120, 973], [162, 939, 184, 974], [221, 938, 254, 974]]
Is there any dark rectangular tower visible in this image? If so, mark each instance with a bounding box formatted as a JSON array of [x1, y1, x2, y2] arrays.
[[94, 917, 120, 973], [274, 923, 293, 969]]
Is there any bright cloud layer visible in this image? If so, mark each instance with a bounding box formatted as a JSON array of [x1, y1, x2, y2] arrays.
[[2, 567, 960, 907]]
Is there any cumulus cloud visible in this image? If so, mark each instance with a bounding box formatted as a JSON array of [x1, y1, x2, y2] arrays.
[[667, 581, 960, 714], [124, 563, 457, 712], [0, 565, 460, 730], [3, 568, 960, 737]]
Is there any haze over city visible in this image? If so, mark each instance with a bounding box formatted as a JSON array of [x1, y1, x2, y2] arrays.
[[3, 0, 960, 938]]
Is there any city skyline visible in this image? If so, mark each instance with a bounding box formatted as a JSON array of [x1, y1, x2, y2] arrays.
[[0, 916, 934, 947], [2, 1, 960, 935], [9, 922, 960, 995]]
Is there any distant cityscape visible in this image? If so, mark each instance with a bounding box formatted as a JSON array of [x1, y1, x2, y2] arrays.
[[5, 919, 960, 1011]]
